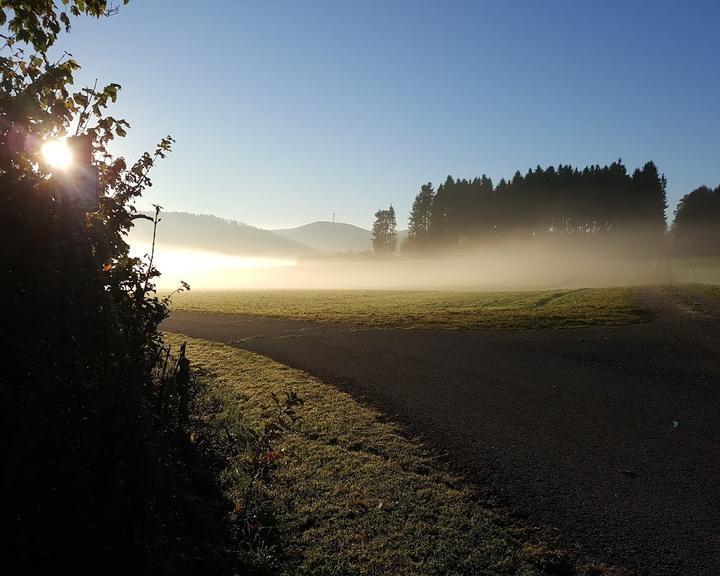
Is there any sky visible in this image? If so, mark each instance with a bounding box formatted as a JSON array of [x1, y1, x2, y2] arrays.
[[61, 0, 719, 230]]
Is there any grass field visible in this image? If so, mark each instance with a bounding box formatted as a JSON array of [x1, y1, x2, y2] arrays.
[[688, 283, 720, 301], [671, 257, 720, 285], [168, 287, 649, 330], [668, 258, 720, 303], [164, 333, 617, 575]]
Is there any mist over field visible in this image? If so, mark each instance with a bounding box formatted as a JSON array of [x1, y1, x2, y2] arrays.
[[138, 239, 685, 292], [127, 162, 720, 292]]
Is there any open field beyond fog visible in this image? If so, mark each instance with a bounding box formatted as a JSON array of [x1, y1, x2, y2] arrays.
[[671, 257, 720, 284], [168, 287, 649, 330]]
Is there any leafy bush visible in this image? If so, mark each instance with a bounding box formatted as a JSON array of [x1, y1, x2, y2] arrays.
[[0, 2, 234, 573]]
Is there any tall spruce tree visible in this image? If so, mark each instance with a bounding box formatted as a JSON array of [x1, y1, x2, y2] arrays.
[[406, 182, 434, 251], [372, 205, 397, 255]]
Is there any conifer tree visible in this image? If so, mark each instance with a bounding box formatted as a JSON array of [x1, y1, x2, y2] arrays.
[[406, 182, 434, 251], [372, 205, 397, 255]]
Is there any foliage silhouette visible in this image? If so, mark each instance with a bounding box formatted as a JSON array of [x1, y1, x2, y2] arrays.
[[405, 182, 434, 253], [0, 2, 263, 574], [672, 185, 720, 256]]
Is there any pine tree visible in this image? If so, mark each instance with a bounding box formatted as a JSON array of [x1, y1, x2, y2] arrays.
[[406, 182, 434, 251], [372, 205, 398, 255]]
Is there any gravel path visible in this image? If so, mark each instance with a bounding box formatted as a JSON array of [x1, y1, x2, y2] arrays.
[[163, 288, 720, 576]]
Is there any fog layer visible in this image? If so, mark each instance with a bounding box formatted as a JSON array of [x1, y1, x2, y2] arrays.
[[135, 239, 700, 292]]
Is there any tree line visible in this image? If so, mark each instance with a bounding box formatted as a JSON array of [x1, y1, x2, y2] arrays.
[[371, 160, 718, 256], [405, 160, 667, 253]]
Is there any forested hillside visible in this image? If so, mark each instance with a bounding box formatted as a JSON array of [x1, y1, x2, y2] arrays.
[[129, 211, 314, 256]]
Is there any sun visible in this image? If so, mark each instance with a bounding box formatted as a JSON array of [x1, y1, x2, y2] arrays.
[[41, 138, 73, 170]]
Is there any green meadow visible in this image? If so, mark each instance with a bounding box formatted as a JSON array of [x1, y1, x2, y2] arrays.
[[168, 287, 649, 330]]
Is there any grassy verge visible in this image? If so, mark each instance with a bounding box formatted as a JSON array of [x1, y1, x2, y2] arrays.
[[168, 287, 648, 330], [166, 333, 627, 575]]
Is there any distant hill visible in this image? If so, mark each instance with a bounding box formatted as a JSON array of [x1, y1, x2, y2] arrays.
[[128, 211, 314, 257], [273, 221, 372, 253], [128, 212, 407, 257]]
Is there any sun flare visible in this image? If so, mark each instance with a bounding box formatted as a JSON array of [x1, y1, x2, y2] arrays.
[[41, 138, 73, 170]]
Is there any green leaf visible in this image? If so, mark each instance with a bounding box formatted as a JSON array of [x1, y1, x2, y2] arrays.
[[74, 92, 89, 107]]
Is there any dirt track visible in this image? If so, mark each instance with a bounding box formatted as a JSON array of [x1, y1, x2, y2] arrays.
[[163, 289, 720, 576]]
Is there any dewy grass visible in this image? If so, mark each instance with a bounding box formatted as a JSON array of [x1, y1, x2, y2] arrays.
[[167, 287, 648, 330], [163, 333, 541, 575], [686, 283, 720, 302], [671, 257, 720, 285]]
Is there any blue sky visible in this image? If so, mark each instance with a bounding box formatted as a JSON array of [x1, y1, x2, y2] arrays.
[[64, 0, 719, 229]]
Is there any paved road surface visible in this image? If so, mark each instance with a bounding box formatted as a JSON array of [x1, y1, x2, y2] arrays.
[[163, 289, 720, 576]]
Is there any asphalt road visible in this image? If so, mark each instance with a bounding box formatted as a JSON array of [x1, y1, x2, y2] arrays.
[[163, 289, 720, 576]]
